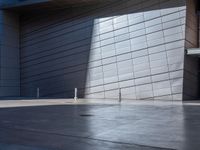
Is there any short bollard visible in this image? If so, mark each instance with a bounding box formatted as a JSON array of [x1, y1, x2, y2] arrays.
[[119, 88, 122, 103], [74, 88, 78, 101], [37, 88, 40, 99]]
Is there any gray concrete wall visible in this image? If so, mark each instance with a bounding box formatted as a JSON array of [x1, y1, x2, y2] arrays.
[[183, 0, 199, 100], [20, 0, 187, 100], [0, 10, 20, 97]]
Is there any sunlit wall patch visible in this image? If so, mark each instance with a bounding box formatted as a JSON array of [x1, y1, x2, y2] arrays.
[[85, 1, 187, 100]]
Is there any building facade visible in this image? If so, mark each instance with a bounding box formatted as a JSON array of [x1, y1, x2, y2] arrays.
[[0, 0, 199, 100]]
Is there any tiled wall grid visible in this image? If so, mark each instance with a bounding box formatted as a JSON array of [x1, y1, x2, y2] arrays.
[[20, 0, 187, 100]]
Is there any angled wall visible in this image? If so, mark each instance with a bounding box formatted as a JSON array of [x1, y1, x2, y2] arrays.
[[20, 0, 187, 100]]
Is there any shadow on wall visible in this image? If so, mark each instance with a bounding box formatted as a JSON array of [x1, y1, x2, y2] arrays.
[[19, 0, 186, 99]]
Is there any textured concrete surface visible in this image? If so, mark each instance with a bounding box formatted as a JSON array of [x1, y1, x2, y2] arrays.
[[0, 99, 200, 150]]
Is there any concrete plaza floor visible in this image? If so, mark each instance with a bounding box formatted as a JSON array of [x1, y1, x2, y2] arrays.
[[0, 99, 199, 150]]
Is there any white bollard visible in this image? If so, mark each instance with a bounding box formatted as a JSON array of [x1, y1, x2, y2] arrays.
[[74, 88, 78, 101], [37, 88, 40, 99]]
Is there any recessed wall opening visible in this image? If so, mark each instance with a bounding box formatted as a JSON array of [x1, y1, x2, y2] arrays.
[[197, 0, 200, 98]]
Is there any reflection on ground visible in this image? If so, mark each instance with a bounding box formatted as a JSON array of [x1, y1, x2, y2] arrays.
[[0, 99, 199, 150]]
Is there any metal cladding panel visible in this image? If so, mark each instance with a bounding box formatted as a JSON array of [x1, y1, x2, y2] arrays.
[[20, 0, 186, 100]]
